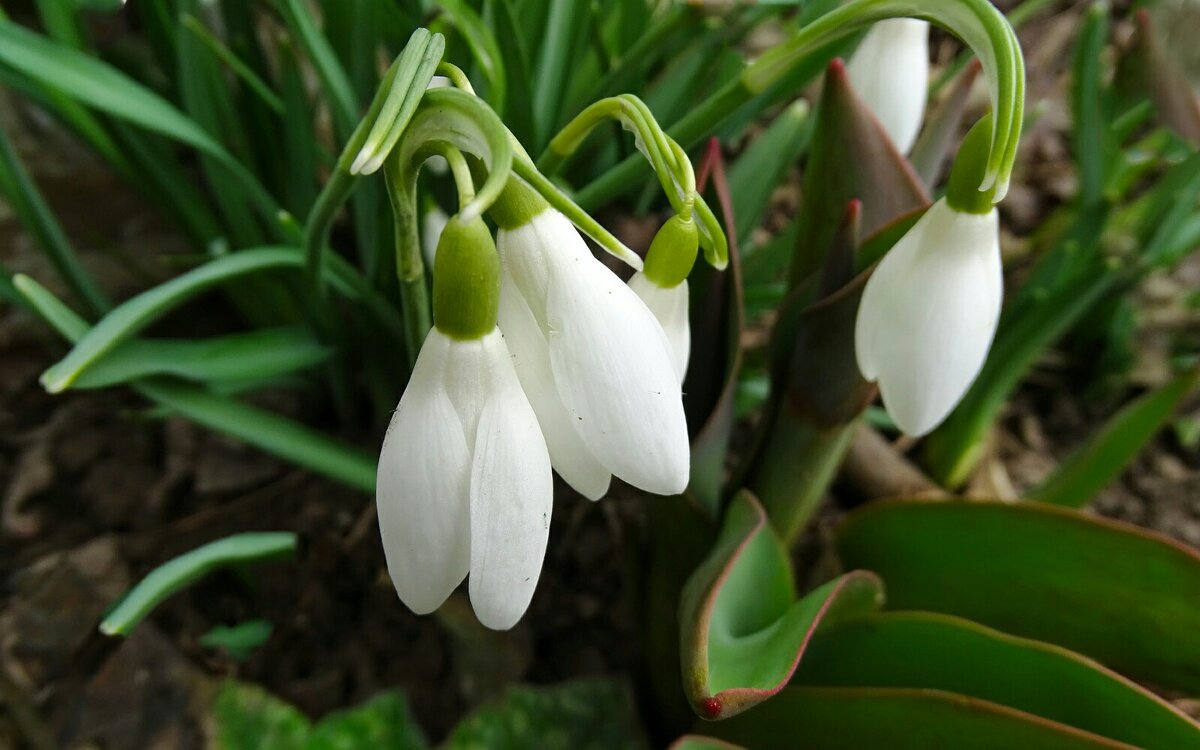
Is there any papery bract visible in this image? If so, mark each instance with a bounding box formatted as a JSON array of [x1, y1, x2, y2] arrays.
[[376, 328, 552, 630], [497, 208, 690, 498], [854, 197, 1002, 437], [846, 18, 930, 154]]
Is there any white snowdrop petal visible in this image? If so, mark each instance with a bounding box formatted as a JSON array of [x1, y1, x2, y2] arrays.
[[846, 18, 930, 155], [629, 273, 691, 383], [856, 200, 1002, 436], [376, 330, 471, 615], [498, 209, 690, 496], [545, 247, 690, 495], [467, 362, 553, 631], [497, 269, 612, 500]]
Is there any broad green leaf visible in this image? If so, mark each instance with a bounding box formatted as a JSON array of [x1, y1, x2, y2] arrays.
[[443, 679, 647, 750], [15, 274, 378, 493], [70, 327, 331, 390], [708, 687, 1136, 750], [309, 692, 426, 749], [837, 498, 1200, 693], [213, 681, 309, 750], [101, 532, 296, 636], [679, 492, 883, 719], [794, 611, 1200, 750], [212, 681, 427, 750], [1028, 367, 1200, 506], [40, 248, 340, 392]]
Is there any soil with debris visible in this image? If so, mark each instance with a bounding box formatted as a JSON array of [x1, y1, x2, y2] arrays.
[[2, 5, 1199, 749]]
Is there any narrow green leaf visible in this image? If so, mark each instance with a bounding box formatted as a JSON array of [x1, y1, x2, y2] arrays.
[[0, 18, 278, 220], [40, 248, 322, 392], [100, 532, 296, 636], [279, 0, 358, 136], [181, 14, 285, 114], [795, 611, 1200, 750], [134, 378, 377, 492], [14, 274, 379, 493], [679, 492, 883, 719], [436, 0, 507, 114], [725, 100, 810, 248], [0, 119, 108, 315], [1070, 4, 1114, 208], [1029, 368, 1200, 506], [531, 1, 590, 150], [709, 687, 1136, 750], [837, 498, 1200, 693], [71, 327, 331, 390]]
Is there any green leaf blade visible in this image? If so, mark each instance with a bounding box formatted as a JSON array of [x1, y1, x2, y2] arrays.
[[837, 499, 1200, 693]]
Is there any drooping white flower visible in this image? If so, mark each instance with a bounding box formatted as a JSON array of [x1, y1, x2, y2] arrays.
[[846, 18, 930, 154], [376, 328, 551, 630], [496, 208, 690, 499], [854, 197, 1002, 437], [629, 272, 690, 382]]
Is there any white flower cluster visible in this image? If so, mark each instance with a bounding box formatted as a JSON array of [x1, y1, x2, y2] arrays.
[[379, 206, 690, 630]]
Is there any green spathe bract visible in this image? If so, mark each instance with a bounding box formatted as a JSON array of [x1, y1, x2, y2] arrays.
[[946, 114, 999, 214], [644, 214, 699, 288], [433, 215, 500, 340]]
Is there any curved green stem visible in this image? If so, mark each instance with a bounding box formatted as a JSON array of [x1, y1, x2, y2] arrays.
[[580, 0, 1024, 207]]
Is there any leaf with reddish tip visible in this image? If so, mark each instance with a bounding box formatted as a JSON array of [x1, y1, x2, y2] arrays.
[[706, 687, 1138, 750], [687, 140, 745, 517], [794, 611, 1200, 750], [790, 57, 930, 287], [679, 492, 883, 720], [910, 60, 981, 188], [837, 499, 1200, 693], [785, 267, 877, 427]]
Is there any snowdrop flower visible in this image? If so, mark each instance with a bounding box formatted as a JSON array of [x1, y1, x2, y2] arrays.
[[627, 213, 700, 383], [492, 181, 690, 500], [847, 18, 930, 154], [377, 216, 551, 630], [855, 117, 1003, 437]]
